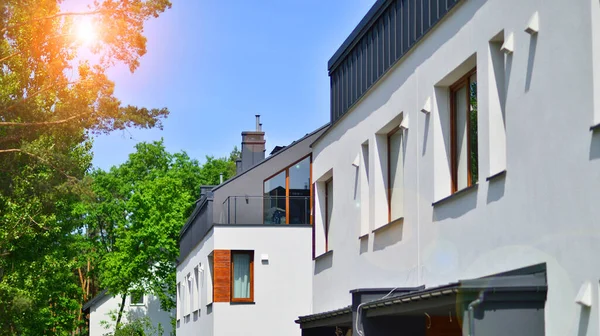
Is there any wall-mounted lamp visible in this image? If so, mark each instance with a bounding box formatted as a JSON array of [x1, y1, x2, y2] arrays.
[[501, 33, 515, 54], [260, 254, 269, 262], [400, 115, 409, 130], [525, 12, 539, 35], [575, 281, 592, 307], [421, 96, 432, 114], [352, 154, 360, 167]]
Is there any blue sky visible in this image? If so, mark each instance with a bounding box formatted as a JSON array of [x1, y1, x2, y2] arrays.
[[89, 0, 376, 170]]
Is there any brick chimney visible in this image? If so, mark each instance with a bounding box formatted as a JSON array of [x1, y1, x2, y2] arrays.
[[238, 115, 265, 174]]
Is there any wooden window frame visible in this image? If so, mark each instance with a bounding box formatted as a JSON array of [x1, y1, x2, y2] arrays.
[[450, 67, 477, 194], [324, 178, 333, 252], [387, 127, 401, 223], [230, 251, 254, 303], [262, 154, 313, 225]]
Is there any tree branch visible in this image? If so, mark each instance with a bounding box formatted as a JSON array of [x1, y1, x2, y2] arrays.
[[0, 113, 87, 127], [4, 81, 76, 113], [2, 9, 120, 34], [0, 148, 76, 180]]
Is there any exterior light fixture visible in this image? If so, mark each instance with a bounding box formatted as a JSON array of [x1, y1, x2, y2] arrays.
[[525, 12, 539, 35], [352, 154, 360, 167], [400, 115, 409, 130], [575, 281, 592, 307], [421, 96, 432, 114], [501, 33, 515, 54]]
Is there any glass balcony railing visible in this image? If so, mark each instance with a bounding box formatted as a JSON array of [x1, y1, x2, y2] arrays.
[[218, 196, 311, 225]]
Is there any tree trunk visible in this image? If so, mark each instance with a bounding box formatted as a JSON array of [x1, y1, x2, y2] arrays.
[[115, 294, 126, 331]]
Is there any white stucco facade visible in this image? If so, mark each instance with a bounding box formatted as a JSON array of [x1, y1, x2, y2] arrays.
[[176, 126, 324, 336], [87, 293, 173, 336], [176, 226, 312, 336], [311, 0, 600, 335]]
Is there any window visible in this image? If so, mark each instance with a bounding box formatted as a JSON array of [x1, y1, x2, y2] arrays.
[[207, 255, 214, 304], [325, 178, 333, 251], [387, 128, 404, 222], [193, 265, 200, 312], [187, 274, 193, 314], [450, 68, 478, 192], [231, 251, 254, 302], [176, 282, 181, 320], [359, 142, 370, 236], [130, 291, 144, 306], [263, 155, 312, 224]]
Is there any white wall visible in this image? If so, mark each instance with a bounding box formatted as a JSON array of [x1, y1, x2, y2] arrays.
[[176, 226, 312, 336], [89, 293, 173, 336], [176, 231, 215, 336], [311, 1, 600, 336]]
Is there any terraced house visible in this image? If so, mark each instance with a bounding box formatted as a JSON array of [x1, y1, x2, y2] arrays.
[[298, 0, 600, 335], [176, 117, 326, 336]]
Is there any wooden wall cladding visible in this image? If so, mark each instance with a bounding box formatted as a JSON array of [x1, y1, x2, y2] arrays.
[[213, 250, 231, 302]]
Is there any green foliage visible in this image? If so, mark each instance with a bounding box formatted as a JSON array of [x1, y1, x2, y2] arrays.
[[79, 141, 202, 329], [0, 0, 172, 334], [470, 80, 478, 183], [101, 310, 165, 336]]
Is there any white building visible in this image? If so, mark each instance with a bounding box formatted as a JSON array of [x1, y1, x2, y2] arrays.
[[83, 290, 173, 336], [299, 0, 600, 335], [176, 118, 326, 336]]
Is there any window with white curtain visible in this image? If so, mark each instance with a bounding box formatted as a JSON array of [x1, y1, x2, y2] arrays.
[[231, 251, 253, 302]]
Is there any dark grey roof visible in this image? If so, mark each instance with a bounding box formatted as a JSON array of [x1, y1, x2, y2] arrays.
[[296, 306, 352, 325], [210, 123, 329, 193], [327, 0, 389, 71], [82, 289, 108, 312]]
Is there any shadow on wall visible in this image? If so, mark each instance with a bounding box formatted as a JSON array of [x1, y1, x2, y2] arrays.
[[577, 307, 590, 336], [433, 186, 477, 221], [373, 220, 403, 252], [314, 0, 486, 151], [486, 173, 506, 204], [314, 251, 333, 275], [525, 34, 538, 92], [422, 113, 430, 156], [590, 129, 600, 160], [359, 235, 368, 254]]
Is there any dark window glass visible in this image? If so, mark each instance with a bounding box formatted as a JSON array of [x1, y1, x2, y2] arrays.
[[288, 157, 311, 224], [263, 171, 286, 224]]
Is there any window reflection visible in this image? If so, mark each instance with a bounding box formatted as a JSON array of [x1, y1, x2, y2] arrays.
[[288, 157, 311, 224], [263, 171, 286, 224], [262, 156, 311, 224]]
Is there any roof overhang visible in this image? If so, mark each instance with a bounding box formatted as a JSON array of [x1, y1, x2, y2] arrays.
[[82, 289, 108, 312], [296, 306, 352, 329], [297, 263, 547, 328]]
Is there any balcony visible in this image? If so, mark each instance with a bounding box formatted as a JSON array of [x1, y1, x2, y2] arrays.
[[218, 196, 311, 225]]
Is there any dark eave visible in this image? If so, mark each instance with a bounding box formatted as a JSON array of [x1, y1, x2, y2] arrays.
[[82, 289, 108, 312], [179, 193, 212, 239], [295, 306, 352, 328], [362, 264, 548, 313]]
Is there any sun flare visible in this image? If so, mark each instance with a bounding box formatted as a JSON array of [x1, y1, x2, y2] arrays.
[[74, 17, 98, 45]]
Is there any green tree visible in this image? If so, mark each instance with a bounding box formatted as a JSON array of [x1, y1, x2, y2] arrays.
[[0, 0, 171, 334], [80, 141, 202, 331], [199, 146, 241, 185]]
